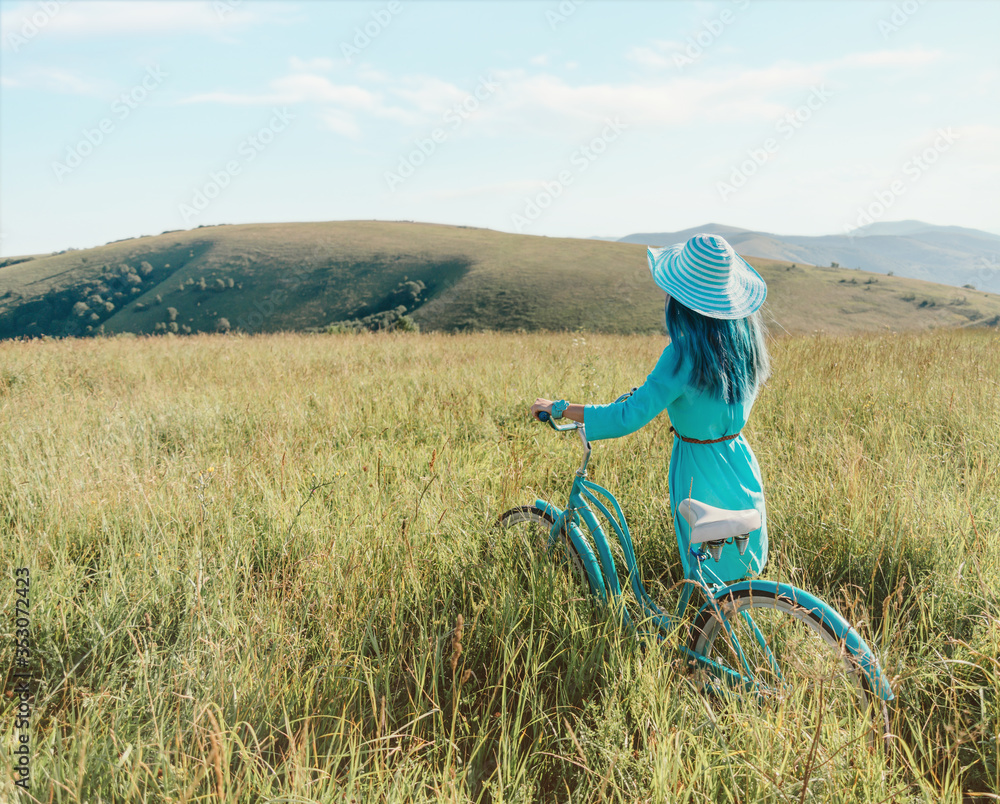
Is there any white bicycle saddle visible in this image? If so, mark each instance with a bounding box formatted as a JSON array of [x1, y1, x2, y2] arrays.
[[678, 498, 761, 545]]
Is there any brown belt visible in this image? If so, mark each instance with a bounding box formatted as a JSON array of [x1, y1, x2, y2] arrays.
[[670, 426, 741, 445]]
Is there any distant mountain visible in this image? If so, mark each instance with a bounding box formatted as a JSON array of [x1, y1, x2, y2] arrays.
[[2, 221, 999, 340], [619, 221, 1000, 293], [848, 220, 993, 238]]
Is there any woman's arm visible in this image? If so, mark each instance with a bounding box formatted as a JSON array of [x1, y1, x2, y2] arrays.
[[529, 343, 685, 438], [530, 398, 585, 424]]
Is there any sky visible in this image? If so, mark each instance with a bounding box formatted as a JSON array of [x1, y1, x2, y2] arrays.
[[1, 0, 998, 256]]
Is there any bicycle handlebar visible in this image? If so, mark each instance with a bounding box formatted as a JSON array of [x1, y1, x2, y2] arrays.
[[537, 389, 635, 432], [536, 410, 580, 432], [615, 387, 638, 404]]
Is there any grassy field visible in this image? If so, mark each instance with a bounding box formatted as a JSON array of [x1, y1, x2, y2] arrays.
[[1, 329, 998, 802], [2, 221, 999, 339]]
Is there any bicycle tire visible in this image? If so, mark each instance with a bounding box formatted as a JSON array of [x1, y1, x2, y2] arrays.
[[688, 586, 891, 749], [497, 506, 593, 594]]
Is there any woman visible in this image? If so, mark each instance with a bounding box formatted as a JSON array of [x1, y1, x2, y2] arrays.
[[530, 233, 771, 582]]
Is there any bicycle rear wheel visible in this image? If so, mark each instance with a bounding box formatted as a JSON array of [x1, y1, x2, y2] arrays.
[[497, 506, 592, 594], [688, 586, 890, 750]]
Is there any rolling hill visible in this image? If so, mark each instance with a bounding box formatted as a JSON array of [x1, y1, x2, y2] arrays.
[[1, 220, 999, 339], [619, 221, 1000, 293]]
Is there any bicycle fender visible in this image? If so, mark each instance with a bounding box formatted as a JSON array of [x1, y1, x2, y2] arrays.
[[564, 521, 607, 599], [708, 580, 895, 701], [534, 499, 607, 599], [533, 499, 563, 530], [576, 505, 624, 598]]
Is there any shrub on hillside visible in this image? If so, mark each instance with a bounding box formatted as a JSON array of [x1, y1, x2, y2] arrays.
[[215, 317, 231, 333], [324, 305, 419, 334], [72, 302, 90, 317], [392, 279, 425, 305], [167, 307, 178, 322], [325, 322, 360, 334], [395, 315, 419, 332]]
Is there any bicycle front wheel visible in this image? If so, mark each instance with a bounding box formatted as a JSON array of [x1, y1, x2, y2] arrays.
[[688, 586, 890, 750], [497, 506, 593, 594]]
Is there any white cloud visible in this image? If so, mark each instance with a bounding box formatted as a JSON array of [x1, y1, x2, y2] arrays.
[[0, 0, 288, 44], [179, 71, 471, 133], [833, 47, 944, 70], [625, 41, 684, 70], [171, 46, 961, 144], [319, 109, 362, 140], [178, 63, 806, 143], [479, 66, 807, 132], [0, 66, 101, 95], [388, 75, 470, 115], [270, 74, 379, 108], [35, 67, 101, 95], [179, 71, 421, 137], [626, 39, 944, 76], [182, 74, 379, 109]]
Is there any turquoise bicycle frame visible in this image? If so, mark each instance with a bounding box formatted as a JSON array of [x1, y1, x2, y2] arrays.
[[531, 419, 894, 702]]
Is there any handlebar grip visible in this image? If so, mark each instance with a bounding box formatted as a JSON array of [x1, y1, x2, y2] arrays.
[[538, 411, 579, 432]]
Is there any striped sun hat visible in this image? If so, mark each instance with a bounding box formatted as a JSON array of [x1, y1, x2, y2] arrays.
[[647, 233, 767, 320]]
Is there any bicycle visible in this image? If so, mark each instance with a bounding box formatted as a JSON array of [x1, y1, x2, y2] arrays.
[[497, 403, 894, 750]]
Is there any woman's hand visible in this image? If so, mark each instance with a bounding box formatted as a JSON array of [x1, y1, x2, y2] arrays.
[[530, 398, 586, 424], [530, 398, 553, 421]]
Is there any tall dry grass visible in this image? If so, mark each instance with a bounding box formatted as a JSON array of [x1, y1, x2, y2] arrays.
[[0, 329, 997, 802]]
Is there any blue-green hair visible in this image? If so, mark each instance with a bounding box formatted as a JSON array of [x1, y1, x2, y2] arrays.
[[665, 297, 770, 404]]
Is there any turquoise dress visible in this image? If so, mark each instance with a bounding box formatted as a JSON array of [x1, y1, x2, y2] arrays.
[[583, 341, 767, 582]]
